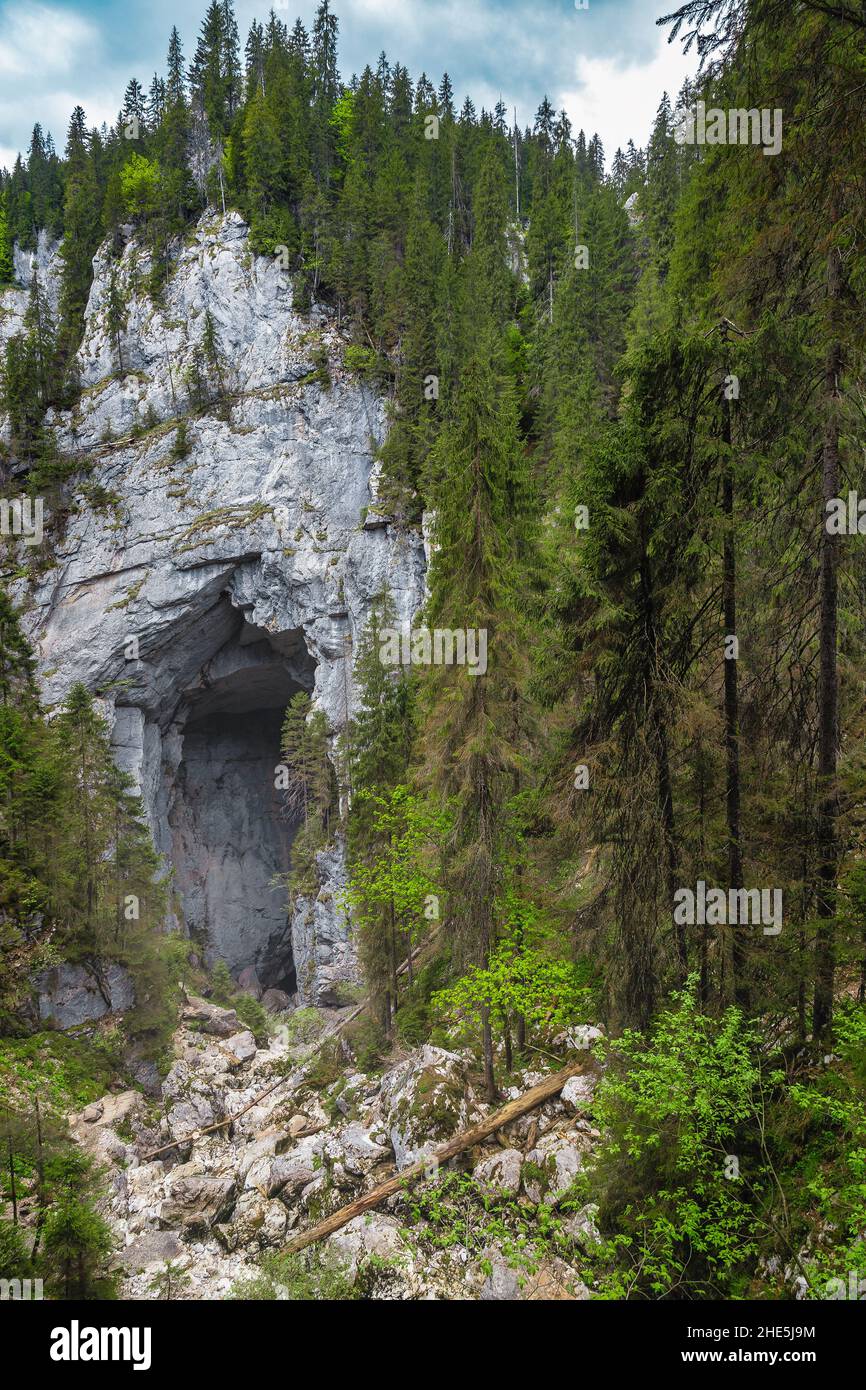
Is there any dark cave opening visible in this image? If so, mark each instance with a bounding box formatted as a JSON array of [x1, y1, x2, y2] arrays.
[[166, 611, 315, 993]]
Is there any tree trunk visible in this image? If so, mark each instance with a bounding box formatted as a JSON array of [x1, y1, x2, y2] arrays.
[[812, 209, 844, 1040], [722, 379, 747, 1010]]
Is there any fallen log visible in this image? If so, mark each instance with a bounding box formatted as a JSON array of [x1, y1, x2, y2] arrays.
[[282, 1059, 586, 1255]]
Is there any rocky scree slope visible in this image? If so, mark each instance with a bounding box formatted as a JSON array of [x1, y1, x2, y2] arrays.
[[70, 996, 605, 1300]]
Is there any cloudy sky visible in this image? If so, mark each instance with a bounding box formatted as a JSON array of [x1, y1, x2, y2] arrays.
[[0, 0, 697, 172]]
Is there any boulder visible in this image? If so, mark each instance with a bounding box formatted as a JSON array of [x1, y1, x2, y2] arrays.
[[379, 1045, 473, 1169], [523, 1131, 590, 1206], [222, 1030, 257, 1065], [181, 994, 242, 1037], [261, 988, 292, 1014], [112, 1231, 185, 1274], [473, 1148, 523, 1197], [34, 961, 134, 1028], [260, 1135, 321, 1198], [480, 1253, 588, 1301], [159, 1171, 236, 1233], [555, 1024, 605, 1052], [561, 1072, 597, 1110], [325, 1213, 406, 1284], [323, 1121, 391, 1176], [217, 1190, 288, 1250]]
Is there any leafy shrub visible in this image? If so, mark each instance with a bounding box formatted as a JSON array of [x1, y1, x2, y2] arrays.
[[581, 985, 771, 1299], [228, 1250, 358, 1301], [285, 1007, 325, 1045]]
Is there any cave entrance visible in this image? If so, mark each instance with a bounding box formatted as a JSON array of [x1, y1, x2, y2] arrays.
[[167, 607, 315, 994]]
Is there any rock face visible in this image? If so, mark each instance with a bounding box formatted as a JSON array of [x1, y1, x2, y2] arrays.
[[34, 961, 135, 1028], [4, 211, 426, 1002]]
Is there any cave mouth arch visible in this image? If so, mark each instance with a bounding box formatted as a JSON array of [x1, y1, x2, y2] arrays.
[[165, 605, 316, 995]]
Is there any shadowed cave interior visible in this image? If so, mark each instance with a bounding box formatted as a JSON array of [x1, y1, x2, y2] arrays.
[[166, 609, 316, 994]]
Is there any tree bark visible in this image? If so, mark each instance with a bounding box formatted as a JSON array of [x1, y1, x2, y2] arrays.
[[722, 377, 747, 1010], [812, 207, 844, 1040]]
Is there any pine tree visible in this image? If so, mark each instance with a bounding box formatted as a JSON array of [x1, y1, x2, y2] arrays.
[[279, 691, 335, 896], [0, 197, 14, 285], [422, 329, 536, 1099], [57, 107, 102, 377], [166, 26, 186, 105]]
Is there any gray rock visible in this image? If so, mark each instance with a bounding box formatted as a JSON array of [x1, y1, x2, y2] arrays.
[[130, 1060, 163, 1098], [560, 1072, 597, 1109], [480, 1257, 522, 1301], [324, 1121, 391, 1176], [261, 1135, 320, 1197], [562, 1202, 603, 1249], [480, 1253, 588, 1301], [237, 967, 262, 999], [473, 1148, 523, 1197], [325, 1213, 406, 1284], [379, 1044, 472, 1169], [34, 961, 134, 1028], [181, 994, 241, 1037], [523, 1132, 590, 1206], [159, 1172, 236, 1232], [113, 1231, 185, 1273], [260, 988, 292, 1014], [222, 1030, 257, 1065], [555, 1024, 605, 1052], [11, 210, 426, 1011]]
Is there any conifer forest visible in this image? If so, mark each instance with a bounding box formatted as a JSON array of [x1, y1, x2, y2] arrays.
[[1, 0, 866, 1346]]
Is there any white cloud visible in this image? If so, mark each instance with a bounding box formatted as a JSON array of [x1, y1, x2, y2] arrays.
[[560, 30, 695, 153], [0, 2, 99, 77]]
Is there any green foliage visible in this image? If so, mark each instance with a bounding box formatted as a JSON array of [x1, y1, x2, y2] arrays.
[[171, 417, 191, 461], [343, 343, 385, 380], [228, 1249, 359, 1301], [344, 787, 445, 974], [399, 1170, 570, 1278], [434, 903, 591, 1066], [278, 691, 335, 895], [788, 1002, 866, 1296], [0, 198, 14, 285], [0, 604, 168, 1036], [43, 1190, 115, 1299], [146, 1259, 191, 1300], [119, 154, 161, 221], [283, 1006, 325, 1046], [0, 1031, 124, 1113], [0, 1219, 31, 1278], [583, 986, 771, 1299], [235, 992, 271, 1045]]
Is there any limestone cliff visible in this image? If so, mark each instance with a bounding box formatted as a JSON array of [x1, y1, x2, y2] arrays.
[[2, 211, 426, 1005]]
